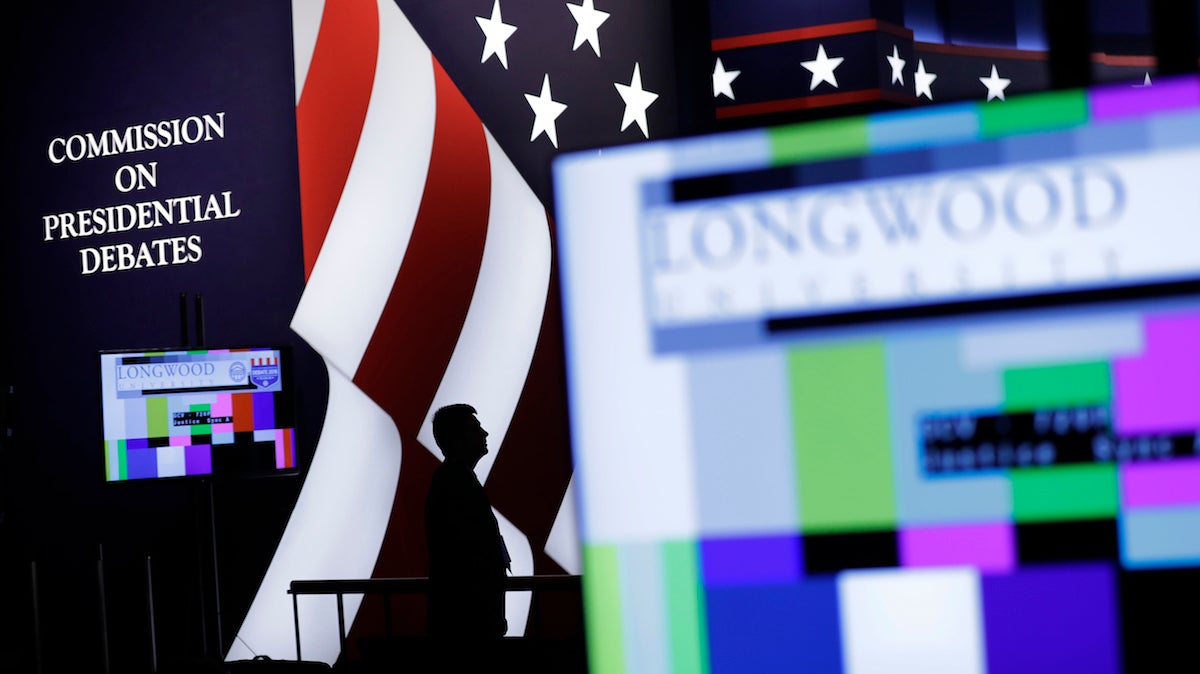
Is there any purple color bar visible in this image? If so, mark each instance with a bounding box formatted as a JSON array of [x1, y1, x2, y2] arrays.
[[126, 447, 158, 480], [1121, 458, 1200, 507], [701, 535, 802, 586], [252, 392, 275, 431], [899, 522, 1015, 573], [185, 445, 213, 476], [1114, 313, 1200, 434], [982, 564, 1119, 674], [1089, 76, 1200, 122], [125, 437, 150, 450]]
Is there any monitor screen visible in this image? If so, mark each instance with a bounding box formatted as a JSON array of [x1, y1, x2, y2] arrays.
[[100, 347, 297, 481], [553, 76, 1200, 673]]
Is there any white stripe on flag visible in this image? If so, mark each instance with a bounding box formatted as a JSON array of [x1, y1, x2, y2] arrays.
[[290, 0, 325, 103], [239, 0, 578, 660], [545, 475, 581, 574], [229, 367, 403, 663], [290, 0, 436, 379], [495, 508, 534, 636]]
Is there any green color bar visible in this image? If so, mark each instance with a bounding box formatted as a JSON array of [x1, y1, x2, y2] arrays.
[[789, 341, 896, 533], [1003, 361, 1111, 411], [1011, 464, 1118, 522], [104, 441, 112, 481], [190, 403, 211, 435], [146, 397, 169, 438], [583, 545, 626, 674], [662, 541, 710, 674], [769, 117, 869, 165], [979, 89, 1088, 138], [118, 440, 127, 481]]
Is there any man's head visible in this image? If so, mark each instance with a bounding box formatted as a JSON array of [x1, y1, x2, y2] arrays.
[[432, 403, 489, 466]]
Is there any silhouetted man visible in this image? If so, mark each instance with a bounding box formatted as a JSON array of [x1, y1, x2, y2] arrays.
[[425, 404, 510, 647]]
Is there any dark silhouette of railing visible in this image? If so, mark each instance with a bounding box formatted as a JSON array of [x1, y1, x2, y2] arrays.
[[287, 575, 582, 660]]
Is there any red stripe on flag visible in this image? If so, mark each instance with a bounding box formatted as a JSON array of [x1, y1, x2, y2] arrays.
[[349, 56, 492, 637], [295, 0, 379, 280], [716, 88, 905, 118], [915, 40, 1047, 61], [711, 19, 912, 52]]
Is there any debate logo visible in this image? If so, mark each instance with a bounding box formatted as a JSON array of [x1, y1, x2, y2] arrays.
[[249, 356, 280, 388], [229, 361, 247, 383]]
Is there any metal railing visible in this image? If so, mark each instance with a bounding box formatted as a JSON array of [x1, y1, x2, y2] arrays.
[[287, 575, 582, 660]]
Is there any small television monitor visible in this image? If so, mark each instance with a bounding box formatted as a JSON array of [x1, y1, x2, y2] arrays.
[[554, 76, 1200, 672], [100, 347, 297, 482]]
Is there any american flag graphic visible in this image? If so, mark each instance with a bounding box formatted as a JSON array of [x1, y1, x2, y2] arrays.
[[395, 0, 696, 203], [228, 0, 607, 662]]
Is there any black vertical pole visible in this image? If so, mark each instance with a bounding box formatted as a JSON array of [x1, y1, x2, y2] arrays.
[[207, 478, 224, 659], [293, 592, 302, 661], [670, 0, 715, 136], [31, 560, 43, 674], [194, 293, 206, 348], [146, 556, 158, 673], [179, 292, 190, 348], [1044, 0, 1092, 90], [194, 481, 209, 658], [98, 545, 111, 674], [336, 593, 346, 656]]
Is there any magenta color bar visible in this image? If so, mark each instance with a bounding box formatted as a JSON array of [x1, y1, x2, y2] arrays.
[[212, 393, 234, 433], [1114, 313, 1200, 434], [1121, 458, 1200, 507], [275, 429, 285, 469], [169, 434, 190, 447], [1089, 75, 1200, 122], [899, 522, 1015, 573]]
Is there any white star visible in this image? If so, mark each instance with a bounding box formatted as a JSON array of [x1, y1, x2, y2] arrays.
[[615, 62, 659, 137], [801, 44, 844, 91], [914, 59, 937, 100], [525, 74, 567, 148], [886, 45, 906, 85], [476, 0, 517, 69], [712, 57, 740, 100], [980, 64, 1012, 101], [567, 0, 609, 57]]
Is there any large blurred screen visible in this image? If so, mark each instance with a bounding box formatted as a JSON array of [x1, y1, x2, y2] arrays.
[[554, 76, 1200, 673]]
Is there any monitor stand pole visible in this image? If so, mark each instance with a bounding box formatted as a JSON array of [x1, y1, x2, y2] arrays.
[[206, 477, 224, 660]]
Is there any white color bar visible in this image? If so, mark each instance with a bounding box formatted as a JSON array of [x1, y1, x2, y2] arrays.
[[555, 147, 700, 543], [838, 567, 986, 674]]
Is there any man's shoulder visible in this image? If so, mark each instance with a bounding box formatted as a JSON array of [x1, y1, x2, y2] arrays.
[[429, 461, 482, 493]]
